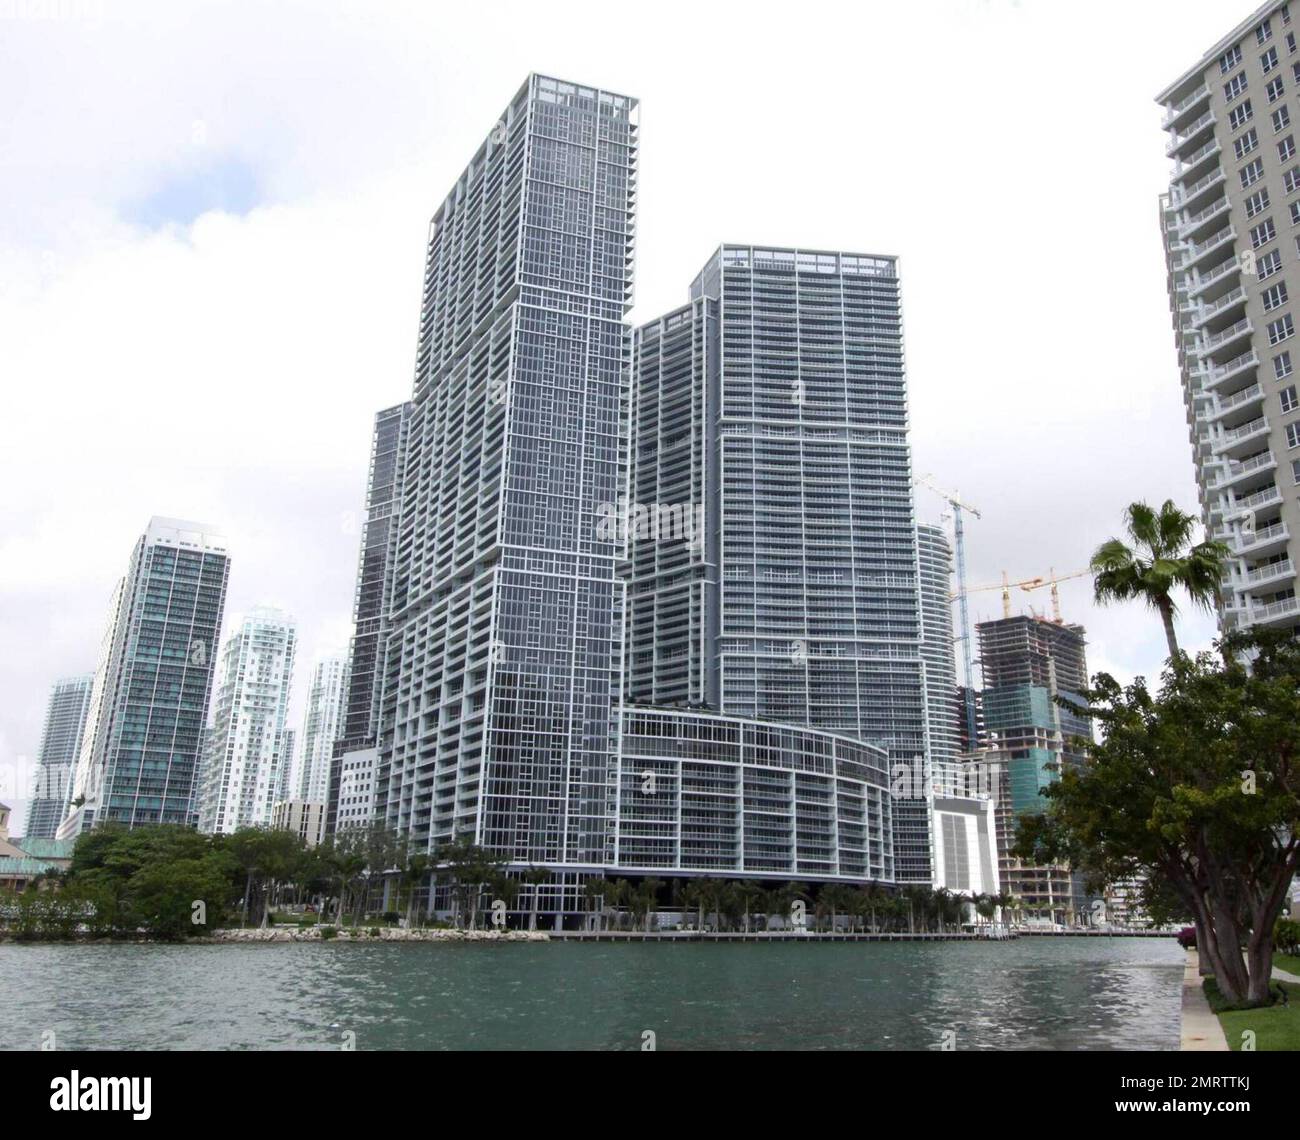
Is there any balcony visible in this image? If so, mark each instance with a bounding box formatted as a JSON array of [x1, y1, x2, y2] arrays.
[[1166, 109, 1217, 158], [1209, 381, 1265, 426], [1214, 448, 1276, 492], [1235, 484, 1283, 515], [1207, 348, 1259, 389], [1234, 519, 1291, 557], [1190, 255, 1242, 300], [1180, 192, 1227, 239], [1239, 557, 1296, 590], [1214, 414, 1271, 457], [1193, 286, 1248, 329], [1162, 83, 1211, 130], [1177, 177, 1228, 225], [1248, 595, 1300, 627], [1171, 138, 1223, 186], [1198, 316, 1254, 361], [1185, 226, 1237, 270]]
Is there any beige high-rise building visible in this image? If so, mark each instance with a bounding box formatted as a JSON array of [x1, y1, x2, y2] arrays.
[[1159, 0, 1300, 637]]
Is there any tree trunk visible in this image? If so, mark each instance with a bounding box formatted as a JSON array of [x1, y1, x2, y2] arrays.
[[242, 871, 253, 928], [1158, 598, 1179, 659]]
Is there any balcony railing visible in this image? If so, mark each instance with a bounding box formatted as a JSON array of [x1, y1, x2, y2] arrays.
[[1163, 83, 1211, 127], [1250, 595, 1300, 622], [1242, 557, 1295, 586], [1236, 484, 1283, 510], [1202, 316, 1252, 352]]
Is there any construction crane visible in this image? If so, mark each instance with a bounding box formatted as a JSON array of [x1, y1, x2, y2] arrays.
[[915, 474, 981, 748], [958, 567, 1091, 623]]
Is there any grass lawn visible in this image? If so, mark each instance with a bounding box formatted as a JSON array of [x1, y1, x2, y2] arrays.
[[1274, 953, 1300, 977], [1204, 978, 1300, 1051]]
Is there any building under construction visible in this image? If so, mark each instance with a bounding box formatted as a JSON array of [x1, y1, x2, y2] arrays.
[[973, 614, 1093, 923]]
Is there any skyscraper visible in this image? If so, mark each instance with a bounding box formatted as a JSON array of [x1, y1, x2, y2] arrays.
[[976, 614, 1092, 918], [26, 675, 94, 839], [372, 75, 638, 867], [60, 518, 230, 837], [348, 77, 935, 916], [295, 655, 348, 805], [1159, 0, 1300, 638], [197, 607, 297, 834], [917, 524, 960, 767], [327, 402, 411, 837], [630, 245, 930, 880]]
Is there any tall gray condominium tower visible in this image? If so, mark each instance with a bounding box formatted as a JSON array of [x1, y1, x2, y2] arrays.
[[373, 75, 638, 872], [328, 401, 411, 837], [26, 675, 94, 838], [916, 523, 960, 767], [358, 77, 909, 913], [59, 518, 230, 837], [629, 246, 930, 881], [1159, 0, 1300, 636]]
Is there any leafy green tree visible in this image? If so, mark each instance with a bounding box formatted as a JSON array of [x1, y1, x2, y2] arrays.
[[1091, 499, 1229, 659], [1016, 632, 1300, 1007], [127, 856, 234, 940], [433, 837, 506, 929]]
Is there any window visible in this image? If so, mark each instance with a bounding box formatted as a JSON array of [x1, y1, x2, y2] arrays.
[[1290, 31, 1298, 53], [1261, 248, 1284, 278], [1269, 313, 1295, 344], [1247, 188, 1271, 217], [1292, 458, 1300, 484], [1286, 164, 1300, 192], [1260, 19, 1274, 45], [1237, 127, 1260, 158], [1277, 352, 1295, 380], [1265, 282, 1290, 311], [1221, 45, 1243, 72], [1268, 77, 1287, 103], [1291, 199, 1300, 225], [1264, 45, 1280, 72], [1275, 104, 1292, 131], [1243, 157, 1266, 187], [1288, 422, 1300, 448], [1227, 73, 1250, 102], [1282, 385, 1299, 413], [1252, 217, 1277, 247], [1231, 100, 1255, 129], [1282, 135, 1297, 160]]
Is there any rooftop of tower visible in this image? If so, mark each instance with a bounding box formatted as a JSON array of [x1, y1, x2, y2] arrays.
[[1154, 0, 1285, 103]]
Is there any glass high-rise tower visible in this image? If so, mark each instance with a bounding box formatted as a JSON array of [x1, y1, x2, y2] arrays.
[[26, 675, 94, 839], [629, 245, 931, 881], [60, 517, 230, 837], [373, 76, 637, 869]]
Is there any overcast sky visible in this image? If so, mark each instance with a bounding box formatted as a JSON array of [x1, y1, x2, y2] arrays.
[[0, 0, 1239, 832]]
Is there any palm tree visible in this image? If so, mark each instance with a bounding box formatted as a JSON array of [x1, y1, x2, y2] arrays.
[[1090, 499, 1229, 658], [639, 877, 665, 932]]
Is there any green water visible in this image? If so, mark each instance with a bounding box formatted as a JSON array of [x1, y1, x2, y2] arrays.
[[0, 938, 1184, 1050]]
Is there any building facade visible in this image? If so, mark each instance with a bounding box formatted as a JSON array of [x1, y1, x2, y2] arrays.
[[327, 402, 411, 837], [197, 607, 297, 834], [59, 518, 230, 837], [295, 656, 348, 805], [917, 524, 960, 767], [975, 615, 1092, 919], [26, 675, 93, 839], [271, 799, 326, 848], [629, 244, 931, 881], [372, 75, 638, 868], [1159, 0, 1300, 637]]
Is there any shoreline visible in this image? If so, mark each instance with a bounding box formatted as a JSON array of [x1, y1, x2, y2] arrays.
[[0, 927, 1178, 945]]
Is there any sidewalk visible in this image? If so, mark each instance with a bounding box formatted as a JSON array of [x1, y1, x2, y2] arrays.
[[1181, 949, 1229, 1051]]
